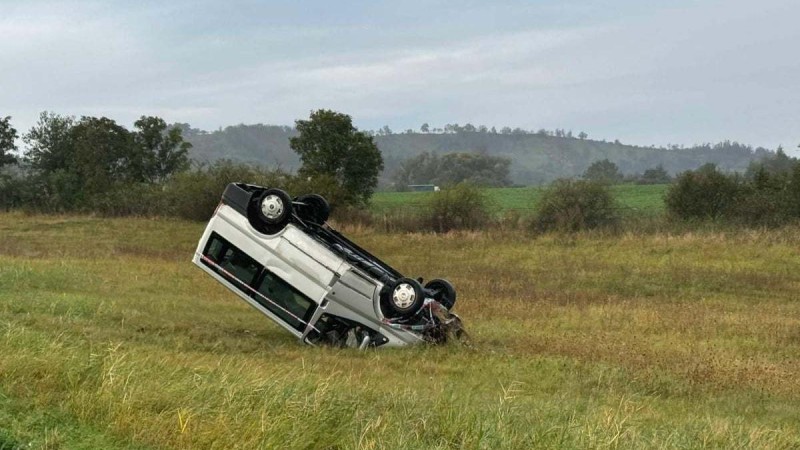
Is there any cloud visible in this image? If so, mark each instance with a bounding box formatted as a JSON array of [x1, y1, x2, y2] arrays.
[[0, 0, 798, 152]]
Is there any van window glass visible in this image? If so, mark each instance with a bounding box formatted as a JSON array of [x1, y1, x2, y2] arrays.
[[256, 272, 315, 331], [202, 232, 315, 331], [202, 233, 260, 288]]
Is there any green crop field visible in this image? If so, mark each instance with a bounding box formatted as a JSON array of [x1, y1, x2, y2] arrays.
[[1, 213, 800, 449], [371, 184, 669, 216]]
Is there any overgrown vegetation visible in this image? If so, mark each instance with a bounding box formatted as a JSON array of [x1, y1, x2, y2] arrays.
[[290, 109, 383, 205], [421, 183, 492, 232], [0, 111, 369, 217], [666, 153, 800, 226], [2, 113, 798, 233], [534, 179, 619, 232], [0, 116, 18, 168], [2, 214, 800, 448], [181, 121, 773, 185], [582, 159, 623, 184], [392, 151, 512, 189]]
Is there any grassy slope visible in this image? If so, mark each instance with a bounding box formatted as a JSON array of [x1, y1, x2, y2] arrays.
[[370, 184, 669, 216], [1, 213, 799, 449]]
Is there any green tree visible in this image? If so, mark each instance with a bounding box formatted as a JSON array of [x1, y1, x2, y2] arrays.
[[583, 159, 622, 183], [0, 116, 18, 167], [69, 116, 137, 195], [23, 111, 76, 173], [133, 116, 192, 183], [639, 165, 671, 184], [665, 164, 741, 220], [393, 152, 511, 188], [290, 109, 383, 205], [535, 179, 618, 232], [745, 146, 797, 178], [423, 183, 491, 232]]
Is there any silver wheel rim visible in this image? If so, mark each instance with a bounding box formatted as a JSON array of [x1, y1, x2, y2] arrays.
[[260, 194, 285, 221], [392, 283, 416, 309]]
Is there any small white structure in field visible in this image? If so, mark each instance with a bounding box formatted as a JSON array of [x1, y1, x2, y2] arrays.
[[408, 184, 439, 192]]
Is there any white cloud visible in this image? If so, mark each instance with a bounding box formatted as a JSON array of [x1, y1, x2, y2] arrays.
[[0, 0, 798, 152]]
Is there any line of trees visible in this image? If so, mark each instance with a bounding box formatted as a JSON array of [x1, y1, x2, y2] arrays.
[[1, 112, 192, 211], [392, 151, 512, 189], [582, 159, 672, 185], [0, 110, 383, 218], [373, 122, 590, 140], [666, 149, 800, 226], [3, 111, 799, 231]]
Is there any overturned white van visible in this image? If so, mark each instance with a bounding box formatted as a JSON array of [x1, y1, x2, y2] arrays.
[[192, 183, 464, 348]]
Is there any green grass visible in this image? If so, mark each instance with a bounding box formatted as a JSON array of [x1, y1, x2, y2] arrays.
[[1, 213, 800, 449], [371, 184, 669, 217]]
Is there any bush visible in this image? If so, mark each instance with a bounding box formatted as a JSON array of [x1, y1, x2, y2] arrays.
[[421, 183, 492, 232], [535, 179, 619, 232], [87, 183, 166, 217], [285, 173, 351, 211], [789, 164, 800, 218], [0, 172, 29, 211], [665, 164, 742, 220], [162, 160, 292, 221], [666, 162, 800, 227]]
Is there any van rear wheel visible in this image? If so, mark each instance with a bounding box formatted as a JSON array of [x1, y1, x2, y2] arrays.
[[425, 279, 456, 310], [248, 188, 293, 233]]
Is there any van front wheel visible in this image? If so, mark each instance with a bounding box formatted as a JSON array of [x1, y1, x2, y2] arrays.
[[384, 278, 425, 318], [295, 194, 330, 224]]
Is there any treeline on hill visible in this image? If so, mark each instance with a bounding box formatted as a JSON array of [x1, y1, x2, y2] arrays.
[[177, 122, 770, 186], [366, 149, 800, 233], [666, 150, 800, 227], [392, 152, 513, 188], [2, 112, 798, 233], [0, 111, 378, 220], [1, 112, 195, 214]]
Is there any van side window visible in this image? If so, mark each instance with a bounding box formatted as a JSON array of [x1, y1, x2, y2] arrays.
[[202, 233, 260, 288], [202, 232, 315, 332], [255, 272, 314, 332]]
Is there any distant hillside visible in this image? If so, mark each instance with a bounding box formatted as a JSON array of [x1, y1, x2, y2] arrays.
[[177, 123, 772, 186], [177, 123, 300, 170]]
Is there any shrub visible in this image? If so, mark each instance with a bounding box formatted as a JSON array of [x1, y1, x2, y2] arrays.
[[535, 179, 618, 232], [285, 173, 351, 211], [788, 163, 800, 218], [0, 172, 29, 211], [666, 162, 800, 227], [665, 164, 741, 220], [421, 183, 492, 232], [87, 183, 166, 217], [162, 160, 291, 221], [330, 205, 375, 230]]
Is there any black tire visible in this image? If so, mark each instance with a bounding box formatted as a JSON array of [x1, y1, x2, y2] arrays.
[[425, 278, 457, 310], [383, 278, 425, 319], [248, 188, 292, 234], [295, 194, 330, 224]]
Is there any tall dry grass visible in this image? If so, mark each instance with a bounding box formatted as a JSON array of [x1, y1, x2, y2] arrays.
[[1, 212, 799, 448]]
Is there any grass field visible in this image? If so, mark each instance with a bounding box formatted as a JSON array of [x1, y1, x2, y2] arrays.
[[1, 213, 800, 449], [370, 184, 670, 217]]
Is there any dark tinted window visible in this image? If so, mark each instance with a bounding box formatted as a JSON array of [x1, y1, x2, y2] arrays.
[[255, 272, 315, 331], [203, 233, 259, 289], [202, 232, 315, 332]]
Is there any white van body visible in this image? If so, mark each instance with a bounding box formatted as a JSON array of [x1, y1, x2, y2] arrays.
[[192, 184, 461, 348]]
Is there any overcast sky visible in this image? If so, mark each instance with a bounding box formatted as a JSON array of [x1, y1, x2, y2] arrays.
[[2, 0, 798, 152]]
